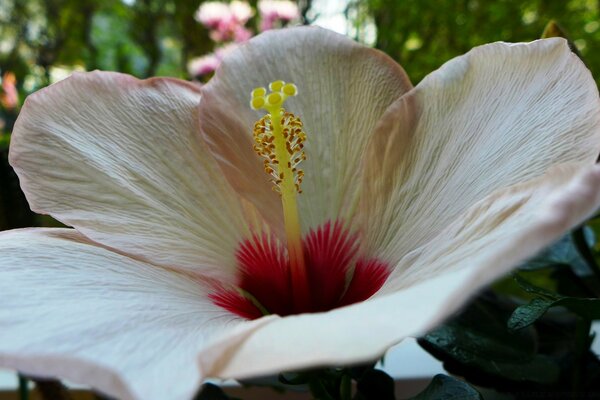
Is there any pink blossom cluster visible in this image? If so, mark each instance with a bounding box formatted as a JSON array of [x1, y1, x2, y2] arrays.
[[187, 44, 239, 79], [195, 1, 254, 43], [258, 0, 300, 31], [189, 1, 299, 80]]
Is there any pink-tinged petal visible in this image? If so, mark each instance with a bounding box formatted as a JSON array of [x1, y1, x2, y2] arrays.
[[10, 71, 252, 280], [199, 26, 412, 233], [209, 164, 600, 380], [0, 228, 270, 400], [360, 38, 600, 264]]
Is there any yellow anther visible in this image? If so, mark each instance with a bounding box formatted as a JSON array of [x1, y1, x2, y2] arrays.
[[251, 97, 266, 110], [282, 83, 297, 96], [269, 80, 285, 92]]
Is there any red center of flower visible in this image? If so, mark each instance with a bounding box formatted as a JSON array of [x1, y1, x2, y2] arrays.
[[209, 220, 391, 319]]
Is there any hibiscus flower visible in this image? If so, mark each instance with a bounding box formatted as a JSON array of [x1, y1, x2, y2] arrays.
[[1, 27, 600, 400]]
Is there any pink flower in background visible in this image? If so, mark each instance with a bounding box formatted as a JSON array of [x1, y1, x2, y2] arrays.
[[232, 25, 253, 42], [259, 0, 299, 21], [210, 22, 252, 43], [229, 0, 254, 24], [258, 0, 299, 31], [191, 1, 299, 79], [197, 1, 254, 43], [208, 24, 234, 42], [195, 2, 231, 29], [1, 72, 19, 110], [259, 17, 275, 31], [187, 54, 221, 78], [189, 43, 241, 79]]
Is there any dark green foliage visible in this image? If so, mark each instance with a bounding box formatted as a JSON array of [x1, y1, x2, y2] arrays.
[[419, 228, 600, 397], [363, 0, 600, 85], [507, 276, 600, 330], [354, 369, 395, 400], [0, 0, 208, 81], [0, 148, 36, 230], [419, 295, 561, 387], [4, 0, 600, 85]]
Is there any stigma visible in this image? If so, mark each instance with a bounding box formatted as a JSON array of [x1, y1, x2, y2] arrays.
[[249, 80, 309, 310]]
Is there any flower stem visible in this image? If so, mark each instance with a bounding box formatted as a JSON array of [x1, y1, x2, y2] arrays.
[[340, 372, 352, 400], [18, 375, 28, 400]]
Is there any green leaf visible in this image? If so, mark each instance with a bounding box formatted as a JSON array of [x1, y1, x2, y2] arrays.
[[410, 375, 482, 400], [513, 275, 561, 300], [509, 276, 600, 330], [508, 298, 556, 331], [420, 297, 560, 385]]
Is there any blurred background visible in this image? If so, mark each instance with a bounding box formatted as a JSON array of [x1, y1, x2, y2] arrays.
[[2, 0, 600, 231], [2, 0, 600, 229]]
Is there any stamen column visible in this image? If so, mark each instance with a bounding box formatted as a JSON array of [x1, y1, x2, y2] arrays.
[[250, 80, 309, 310]]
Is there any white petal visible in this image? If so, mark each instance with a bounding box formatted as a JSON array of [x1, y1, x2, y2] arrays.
[[200, 26, 412, 231], [360, 39, 600, 263], [211, 164, 600, 379], [10, 72, 251, 279], [0, 228, 268, 400]]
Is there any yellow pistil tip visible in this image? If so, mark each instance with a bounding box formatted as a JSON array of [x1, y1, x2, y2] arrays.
[[267, 92, 282, 106], [282, 83, 297, 96], [250, 80, 298, 112], [269, 80, 285, 91], [252, 87, 266, 98], [250, 97, 265, 110]]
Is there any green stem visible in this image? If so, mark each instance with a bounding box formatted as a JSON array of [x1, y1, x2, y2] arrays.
[[18, 375, 29, 400], [31, 378, 72, 400], [340, 372, 352, 400]]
